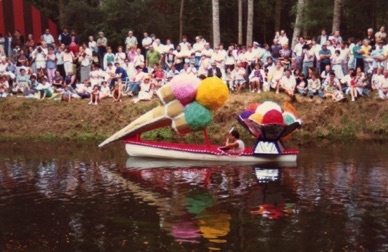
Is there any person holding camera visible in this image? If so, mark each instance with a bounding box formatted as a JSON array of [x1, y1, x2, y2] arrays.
[[33, 42, 47, 71]]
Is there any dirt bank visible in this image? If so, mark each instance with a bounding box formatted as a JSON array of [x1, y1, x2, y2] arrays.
[[0, 93, 387, 146]]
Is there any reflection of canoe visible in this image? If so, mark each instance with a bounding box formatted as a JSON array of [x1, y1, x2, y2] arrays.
[[124, 138, 298, 166]]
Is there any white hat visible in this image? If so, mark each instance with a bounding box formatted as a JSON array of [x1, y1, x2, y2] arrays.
[[253, 41, 259, 46]]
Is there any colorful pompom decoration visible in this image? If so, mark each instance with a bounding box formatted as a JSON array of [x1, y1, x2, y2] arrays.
[[256, 101, 282, 115], [196, 77, 229, 110], [249, 113, 264, 124], [239, 110, 254, 120], [283, 112, 296, 125], [262, 109, 284, 125], [184, 101, 213, 131], [245, 103, 260, 112], [170, 74, 201, 106]]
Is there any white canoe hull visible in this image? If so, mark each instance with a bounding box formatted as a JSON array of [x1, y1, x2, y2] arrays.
[[125, 142, 297, 166]]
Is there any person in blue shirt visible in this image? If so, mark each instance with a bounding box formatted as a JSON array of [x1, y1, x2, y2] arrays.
[[111, 62, 128, 89], [319, 43, 331, 74], [352, 39, 364, 72]]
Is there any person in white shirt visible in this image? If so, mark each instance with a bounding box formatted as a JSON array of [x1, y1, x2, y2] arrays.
[[142, 32, 152, 54], [42, 29, 55, 47], [79, 44, 92, 82], [125, 30, 138, 50], [179, 35, 190, 53], [193, 36, 205, 68], [115, 46, 127, 67], [280, 69, 296, 96], [100, 81, 110, 99], [293, 37, 305, 71], [249, 63, 265, 93]]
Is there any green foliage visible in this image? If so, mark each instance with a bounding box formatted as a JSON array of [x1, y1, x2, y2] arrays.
[[27, 0, 388, 51]]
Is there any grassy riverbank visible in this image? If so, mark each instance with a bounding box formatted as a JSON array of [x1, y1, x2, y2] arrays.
[[0, 93, 387, 146]]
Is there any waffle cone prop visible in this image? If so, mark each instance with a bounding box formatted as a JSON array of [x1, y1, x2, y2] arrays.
[[99, 75, 229, 147]]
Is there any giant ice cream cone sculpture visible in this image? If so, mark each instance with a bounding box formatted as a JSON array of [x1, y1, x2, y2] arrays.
[[99, 75, 229, 147]]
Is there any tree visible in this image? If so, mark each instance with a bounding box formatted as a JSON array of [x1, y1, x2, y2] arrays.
[[238, 0, 243, 45], [179, 0, 185, 41], [212, 0, 220, 47], [246, 0, 253, 45], [275, 0, 281, 33], [332, 0, 342, 34], [291, 0, 305, 49]]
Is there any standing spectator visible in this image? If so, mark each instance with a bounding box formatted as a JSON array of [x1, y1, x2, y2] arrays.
[[375, 26, 386, 43], [69, 30, 80, 54], [270, 39, 282, 62], [333, 31, 343, 44], [0, 34, 5, 54], [353, 39, 364, 72], [302, 40, 314, 77], [56, 45, 65, 78], [371, 42, 385, 72], [96, 32, 108, 69], [42, 29, 55, 47], [125, 30, 138, 51], [127, 46, 138, 63], [142, 32, 152, 56], [46, 47, 57, 84], [331, 50, 344, 79], [58, 28, 71, 46], [115, 46, 126, 66], [63, 47, 74, 76], [78, 44, 92, 82], [193, 36, 205, 69], [319, 43, 332, 74], [179, 35, 190, 52], [365, 28, 376, 49], [293, 37, 305, 71], [145, 45, 161, 73], [317, 28, 329, 46], [278, 30, 289, 46], [103, 47, 116, 72], [25, 34, 35, 49]]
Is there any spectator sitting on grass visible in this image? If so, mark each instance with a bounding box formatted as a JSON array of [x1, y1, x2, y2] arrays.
[[296, 73, 307, 95], [60, 85, 72, 102], [88, 85, 100, 105], [133, 75, 153, 103], [112, 83, 122, 102], [76, 80, 91, 99], [52, 70, 64, 92], [377, 69, 388, 99], [126, 65, 146, 96], [100, 81, 110, 99], [12, 67, 30, 96], [38, 76, 53, 100], [0, 78, 8, 97], [279, 69, 296, 97], [307, 72, 321, 99]]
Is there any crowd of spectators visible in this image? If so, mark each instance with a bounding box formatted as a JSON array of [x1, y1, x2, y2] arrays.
[[0, 26, 388, 104]]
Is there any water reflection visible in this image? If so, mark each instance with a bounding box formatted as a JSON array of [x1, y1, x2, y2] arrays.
[[0, 142, 387, 251]]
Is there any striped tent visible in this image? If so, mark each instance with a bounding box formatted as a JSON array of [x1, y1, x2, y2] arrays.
[[0, 0, 58, 42]]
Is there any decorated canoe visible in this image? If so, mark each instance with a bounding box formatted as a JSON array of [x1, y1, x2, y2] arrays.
[[99, 74, 301, 165]]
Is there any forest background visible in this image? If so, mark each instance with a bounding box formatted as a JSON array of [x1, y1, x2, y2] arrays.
[[29, 0, 388, 49]]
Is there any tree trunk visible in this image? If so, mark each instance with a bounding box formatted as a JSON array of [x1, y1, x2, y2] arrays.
[[212, 0, 220, 47], [246, 0, 253, 46], [179, 0, 185, 41], [303, 0, 309, 37], [275, 0, 281, 33], [332, 0, 342, 34], [291, 0, 304, 50], [238, 0, 243, 45]]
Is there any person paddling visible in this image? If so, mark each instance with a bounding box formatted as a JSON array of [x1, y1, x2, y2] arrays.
[[221, 128, 245, 153]]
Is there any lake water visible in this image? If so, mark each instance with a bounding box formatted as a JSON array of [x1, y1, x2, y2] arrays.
[[0, 141, 387, 252]]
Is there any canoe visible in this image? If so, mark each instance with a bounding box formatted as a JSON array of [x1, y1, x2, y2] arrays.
[[124, 138, 298, 166]]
